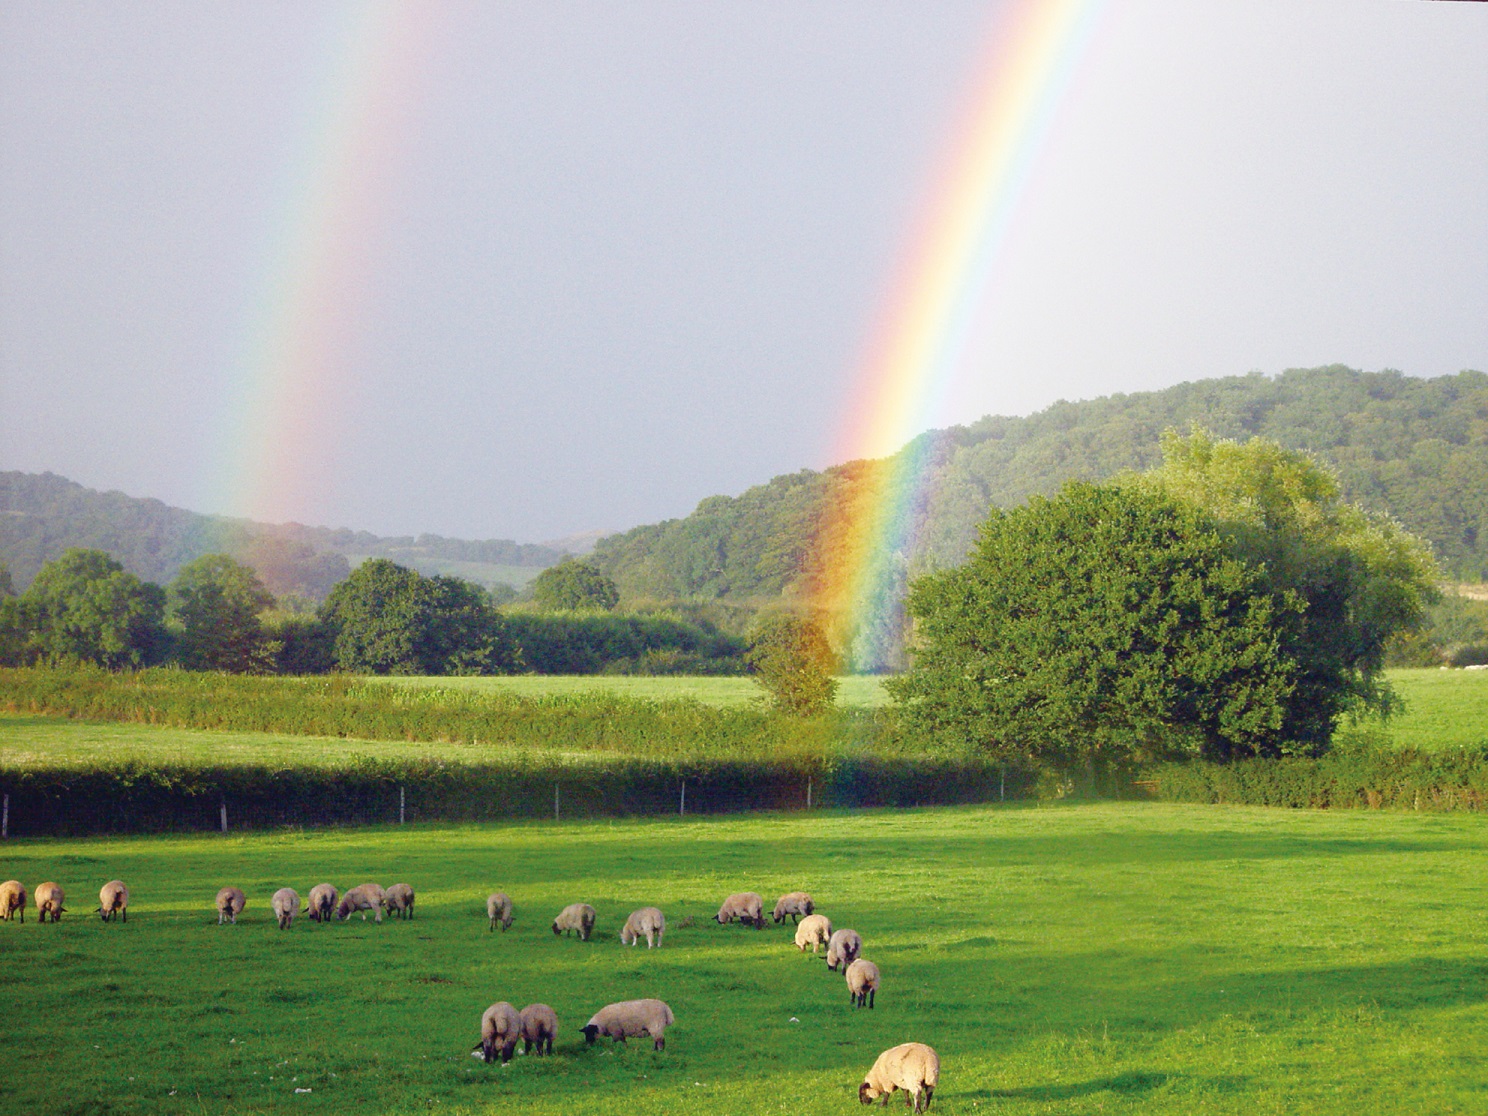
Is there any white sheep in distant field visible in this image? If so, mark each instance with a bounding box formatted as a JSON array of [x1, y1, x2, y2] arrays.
[[772, 891, 814, 924], [794, 913, 832, 954], [715, 891, 764, 929], [0, 880, 25, 923], [859, 1043, 939, 1111], [581, 999, 674, 1051], [306, 883, 338, 923], [474, 1001, 523, 1064], [35, 881, 64, 923], [519, 1003, 558, 1056], [98, 880, 128, 922], [487, 891, 513, 932], [552, 902, 596, 940], [845, 958, 879, 1009], [826, 928, 862, 971], [336, 883, 387, 922], [216, 886, 246, 925], [384, 883, 415, 919], [620, 906, 665, 948], [272, 887, 301, 930]]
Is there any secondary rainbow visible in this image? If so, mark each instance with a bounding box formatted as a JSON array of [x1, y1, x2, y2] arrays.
[[813, 0, 1105, 667]]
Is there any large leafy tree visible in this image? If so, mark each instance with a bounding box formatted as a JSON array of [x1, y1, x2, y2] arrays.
[[888, 483, 1299, 764], [530, 559, 620, 612], [14, 548, 168, 668], [746, 612, 839, 715], [169, 554, 277, 672]]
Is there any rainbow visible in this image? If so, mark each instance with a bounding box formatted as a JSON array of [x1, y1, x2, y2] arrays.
[[207, 1, 437, 525], [811, 0, 1106, 669]]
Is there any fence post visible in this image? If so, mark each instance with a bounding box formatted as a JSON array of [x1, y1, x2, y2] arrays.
[[554, 784, 560, 821], [679, 780, 686, 816], [2, 793, 8, 838], [399, 785, 406, 825], [1000, 768, 1005, 802], [220, 799, 228, 834], [806, 778, 812, 810]]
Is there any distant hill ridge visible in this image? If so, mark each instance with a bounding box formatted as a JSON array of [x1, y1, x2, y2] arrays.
[[592, 365, 1488, 603]]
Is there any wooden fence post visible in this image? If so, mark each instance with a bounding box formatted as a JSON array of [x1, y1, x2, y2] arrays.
[[806, 778, 812, 809], [2, 793, 8, 838], [679, 780, 686, 816], [399, 785, 406, 825], [220, 799, 228, 834], [1000, 768, 1005, 802], [554, 784, 560, 821]]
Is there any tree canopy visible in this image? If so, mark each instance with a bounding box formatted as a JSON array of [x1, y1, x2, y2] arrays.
[[529, 558, 620, 612], [169, 554, 277, 673], [745, 612, 839, 715], [6, 548, 167, 668]]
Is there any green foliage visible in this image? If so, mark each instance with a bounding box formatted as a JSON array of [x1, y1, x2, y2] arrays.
[[529, 558, 620, 611], [890, 483, 1297, 763], [746, 612, 840, 715], [503, 612, 745, 675], [9, 548, 167, 668], [168, 554, 278, 672]]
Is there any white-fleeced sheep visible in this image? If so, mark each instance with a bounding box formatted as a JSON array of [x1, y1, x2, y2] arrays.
[[272, 887, 301, 930], [826, 927, 863, 971], [384, 883, 415, 920], [552, 902, 596, 940], [794, 913, 832, 954], [306, 883, 338, 923], [474, 1001, 524, 1064], [859, 1042, 939, 1112], [0, 880, 25, 923], [215, 886, 246, 925], [98, 880, 128, 922], [487, 891, 513, 932], [772, 891, 814, 924], [581, 998, 675, 1051], [336, 883, 387, 922], [715, 891, 764, 929], [846, 958, 880, 1009], [519, 1003, 558, 1056], [34, 881, 64, 923], [620, 906, 665, 948]]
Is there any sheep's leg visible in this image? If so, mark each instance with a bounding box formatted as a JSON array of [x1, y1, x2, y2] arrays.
[[868, 989, 875, 1009], [922, 1085, 933, 1111]]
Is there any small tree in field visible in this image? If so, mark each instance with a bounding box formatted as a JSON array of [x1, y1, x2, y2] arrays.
[[169, 554, 277, 672], [746, 612, 839, 715], [530, 559, 620, 612]]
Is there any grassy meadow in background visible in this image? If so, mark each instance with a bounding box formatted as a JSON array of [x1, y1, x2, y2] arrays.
[[380, 673, 893, 709], [1, 802, 1486, 1115]]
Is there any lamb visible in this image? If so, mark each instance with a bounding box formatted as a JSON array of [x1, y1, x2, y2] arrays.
[[98, 880, 128, 922], [306, 883, 338, 923], [715, 891, 765, 929], [474, 1001, 523, 1064], [35, 881, 65, 923], [215, 886, 246, 925], [519, 1003, 558, 1056], [384, 883, 415, 920], [845, 958, 880, 1009], [859, 1042, 939, 1112], [551, 902, 596, 940], [336, 883, 387, 922], [794, 913, 832, 954], [825, 927, 863, 971], [580, 998, 675, 1051], [0, 880, 25, 923], [272, 887, 301, 930], [487, 891, 513, 932], [620, 906, 665, 948], [772, 891, 814, 924]]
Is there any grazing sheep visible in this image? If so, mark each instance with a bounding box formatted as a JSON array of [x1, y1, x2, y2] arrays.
[[859, 1042, 939, 1112], [715, 891, 765, 929], [474, 1001, 523, 1064], [551, 902, 596, 941], [0, 880, 25, 923], [272, 887, 301, 930], [772, 891, 814, 924], [306, 883, 338, 923], [384, 883, 415, 920], [487, 891, 513, 932], [581, 998, 674, 1052], [336, 883, 387, 923], [35, 882, 65, 923], [846, 958, 880, 1009], [215, 886, 246, 925], [794, 913, 832, 954], [826, 928, 863, 971], [98, 880, 128, 922], [519, 1003, 558, 1056], [620, 906, 665, 948]]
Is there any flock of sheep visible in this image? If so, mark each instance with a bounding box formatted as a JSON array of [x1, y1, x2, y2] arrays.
[[0, 877, 940, 1111]]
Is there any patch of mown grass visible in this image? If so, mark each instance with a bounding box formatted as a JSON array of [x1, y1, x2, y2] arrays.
[[1354, 667, 1488, 750], [377, 674, 893, 708], [1, 803, 1486, 1114]]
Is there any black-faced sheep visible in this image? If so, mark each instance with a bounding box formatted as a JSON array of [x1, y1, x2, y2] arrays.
[[306, 883, 338, 923], [215, 886, 246, 925], [519, 1003, 558, 1056], [794, 913, 832, 954], [487, 891, 513, 932], [35, 881, 64, 923], [336, 883, 387, 922], [98, 880, 128, 923], [846, 958, 880, 1009], [581, 998, 674, 1051], [620, 906, 665, 948], [772, 891, 814, 924], [826, 927, 863, 971], [859, 1042, 938, 1112], [715, 891, 765, 929], [0, 880, 25, 923], [272, 887, 301, 930], [552, 902, 596, 940], [474, 1001, 523, 1064], [384, 883, 415, 919]]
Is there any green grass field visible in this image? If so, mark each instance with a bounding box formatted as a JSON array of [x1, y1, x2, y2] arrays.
[[1, 802, 1485, 1114], [378, 674, 893, 709]]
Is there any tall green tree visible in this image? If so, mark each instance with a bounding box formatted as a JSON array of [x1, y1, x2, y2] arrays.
[[169, 554, 278, 672], [746, 612, 839, 715], [530, 558, 620, 612], [889, 483, 1298, 764], [15, 548, 168, 668]]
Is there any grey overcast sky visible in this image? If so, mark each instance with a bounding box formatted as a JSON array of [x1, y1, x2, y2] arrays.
[[2, 2, 1485, 543]]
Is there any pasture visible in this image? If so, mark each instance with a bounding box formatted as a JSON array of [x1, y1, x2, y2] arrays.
[[1, 802, 1486, 1114], [378, 673, 894, 709]]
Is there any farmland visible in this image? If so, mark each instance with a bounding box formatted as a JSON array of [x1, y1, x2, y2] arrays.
[[1, 802, 1486, 1114]]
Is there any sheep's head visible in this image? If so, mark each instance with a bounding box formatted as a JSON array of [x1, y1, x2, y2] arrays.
[[551, 921, 561, 935], [580, 1025, 599, 1044], [858, 1081, 879, 1105]]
